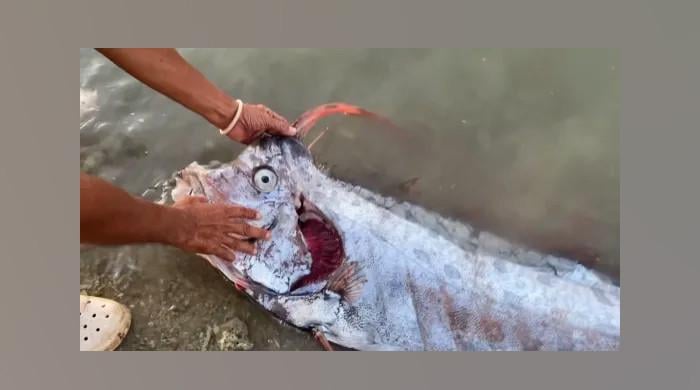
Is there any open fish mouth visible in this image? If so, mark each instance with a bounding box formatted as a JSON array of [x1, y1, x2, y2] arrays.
[[290, 194, 345, 292]]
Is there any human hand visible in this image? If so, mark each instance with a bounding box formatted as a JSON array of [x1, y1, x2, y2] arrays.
[[224, 102, 297, 144], [170, 195, 271, 261]]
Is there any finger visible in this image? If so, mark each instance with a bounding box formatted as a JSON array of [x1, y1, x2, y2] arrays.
[[236, 124, 265, 144], [232, 223, 271, 240], [227, 206, 261, 220], [229, 239, 257, 256], [264, 112, 296, 136], [226, 231, 247, 240], [221, 234, 255, 255], [212, 246, 236, 262]]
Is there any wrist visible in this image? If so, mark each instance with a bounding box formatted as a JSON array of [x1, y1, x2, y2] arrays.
[[141, 200, 192, 248], [205, 94, 240, 130]]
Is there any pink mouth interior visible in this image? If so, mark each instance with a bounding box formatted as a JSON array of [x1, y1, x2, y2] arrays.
[[290, 200, 344, 291]]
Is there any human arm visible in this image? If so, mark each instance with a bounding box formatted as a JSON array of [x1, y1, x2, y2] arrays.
[[95, 48, 296, 143], [80, 172, 269, 261]]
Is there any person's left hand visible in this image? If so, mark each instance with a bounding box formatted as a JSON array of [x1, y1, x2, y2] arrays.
[[169, 195, 270, 262], [226, 102, 297, 144]]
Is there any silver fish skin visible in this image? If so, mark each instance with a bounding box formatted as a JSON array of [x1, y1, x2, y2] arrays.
[[171, 136, 620, 351]]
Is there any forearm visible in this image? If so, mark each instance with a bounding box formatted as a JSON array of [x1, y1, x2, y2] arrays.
[[80, 172, 183, 246], [95, 48, 237, 129]]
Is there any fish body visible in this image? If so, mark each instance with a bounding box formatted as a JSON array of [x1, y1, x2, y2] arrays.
[[170, 108, 620, 351]]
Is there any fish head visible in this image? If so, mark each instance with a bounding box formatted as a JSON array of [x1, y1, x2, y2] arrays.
[[171, 135, 346, 298]]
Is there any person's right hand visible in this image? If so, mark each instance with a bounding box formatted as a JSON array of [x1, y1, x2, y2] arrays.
[[170, 195, 271, 262], [225, 102, 297, 144]]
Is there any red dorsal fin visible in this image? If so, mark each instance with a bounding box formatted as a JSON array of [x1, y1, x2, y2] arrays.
[[292, 102, 401, 139]]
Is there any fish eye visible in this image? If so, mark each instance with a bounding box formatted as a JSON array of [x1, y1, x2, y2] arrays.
[[252, 166, 278, 192]]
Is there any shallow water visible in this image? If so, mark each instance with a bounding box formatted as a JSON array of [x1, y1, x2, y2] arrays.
[[80, 48, 619, 350]]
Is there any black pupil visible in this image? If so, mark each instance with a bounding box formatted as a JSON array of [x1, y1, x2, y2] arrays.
[[261, 176, 269, 184]]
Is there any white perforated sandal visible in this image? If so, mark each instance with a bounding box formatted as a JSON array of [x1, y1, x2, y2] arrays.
[[80, 295, 131, 351]]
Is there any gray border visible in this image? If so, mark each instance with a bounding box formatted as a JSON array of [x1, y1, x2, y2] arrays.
[[1, 0, 699, 389]]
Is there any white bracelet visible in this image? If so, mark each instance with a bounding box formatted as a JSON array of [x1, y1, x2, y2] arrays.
[[219, 99, 244, 136]]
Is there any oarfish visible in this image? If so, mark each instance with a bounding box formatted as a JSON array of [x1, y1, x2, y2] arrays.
[[170, 103, 620, 351]]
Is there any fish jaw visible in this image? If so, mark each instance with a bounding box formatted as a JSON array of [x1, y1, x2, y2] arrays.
[[257, 289, 342, 331]]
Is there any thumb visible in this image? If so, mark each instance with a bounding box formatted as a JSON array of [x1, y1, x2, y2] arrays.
[[266, 116, 297, 137]]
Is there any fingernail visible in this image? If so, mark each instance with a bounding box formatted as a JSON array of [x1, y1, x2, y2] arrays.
[[289, 126, 297, 135]]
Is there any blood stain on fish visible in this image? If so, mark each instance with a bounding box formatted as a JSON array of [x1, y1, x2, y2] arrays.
[[479, 316, 505, 343]]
